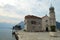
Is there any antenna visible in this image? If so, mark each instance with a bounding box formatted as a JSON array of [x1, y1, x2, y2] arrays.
[[50, 0, 55, 7], [50, 0, 52, 7], [51, 3, 52, 7]]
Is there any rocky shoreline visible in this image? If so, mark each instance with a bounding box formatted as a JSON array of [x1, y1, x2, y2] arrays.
[[12, 30, 19, 40]]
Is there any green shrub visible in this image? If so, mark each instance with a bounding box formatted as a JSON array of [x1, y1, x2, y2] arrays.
[[24, 29, 26, 31], [50, 25, 56, 32]]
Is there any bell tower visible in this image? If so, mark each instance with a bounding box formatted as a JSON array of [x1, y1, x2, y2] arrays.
[[49, 5, 56, 26]]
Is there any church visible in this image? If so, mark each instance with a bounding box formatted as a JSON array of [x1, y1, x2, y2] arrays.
[[24, 5, 56, 32]]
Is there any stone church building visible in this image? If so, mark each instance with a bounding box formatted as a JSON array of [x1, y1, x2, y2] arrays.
[[24, 6, 56, 32]]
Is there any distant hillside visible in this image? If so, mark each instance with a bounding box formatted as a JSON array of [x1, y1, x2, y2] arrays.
[[17, 21, 25, 29], [14, 21, 60, 29], [56, 22, 60, 29], [0, 21, 60, 30], [0, 22, 14, 29]]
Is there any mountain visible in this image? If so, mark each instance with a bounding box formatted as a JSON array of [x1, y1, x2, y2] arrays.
[[0, 21, 59, 29], [17, 21, 25, 29], [56, 22, 60, 29], [0, 22, 14, 29], [17, 21, 60, 29]]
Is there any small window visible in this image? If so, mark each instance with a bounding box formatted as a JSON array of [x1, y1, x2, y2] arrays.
[[46, 20, 48, 22], [31, 21, 36, 24]]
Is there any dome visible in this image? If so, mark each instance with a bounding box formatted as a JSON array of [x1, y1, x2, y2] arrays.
[[49, 6, 54, 10]]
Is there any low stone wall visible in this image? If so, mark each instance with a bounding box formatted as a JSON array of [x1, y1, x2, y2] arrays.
[[15, 31, 60, 40]]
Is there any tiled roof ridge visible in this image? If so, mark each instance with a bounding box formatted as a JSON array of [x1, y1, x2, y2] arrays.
[[25, 15, 41, 19]]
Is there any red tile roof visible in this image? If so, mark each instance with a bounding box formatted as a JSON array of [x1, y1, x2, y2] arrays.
[[25, 15, 41, 19]]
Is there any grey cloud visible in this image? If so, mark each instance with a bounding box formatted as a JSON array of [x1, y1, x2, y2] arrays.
[[2, 0, 49, 16], [3, 4, 17, 12], [3, 4, 30, 15]]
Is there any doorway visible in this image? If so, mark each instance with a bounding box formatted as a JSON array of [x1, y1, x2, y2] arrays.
[[46, 27, 49, 32]]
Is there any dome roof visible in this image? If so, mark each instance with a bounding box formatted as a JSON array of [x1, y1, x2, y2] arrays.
[[49, 6, 54, 10]]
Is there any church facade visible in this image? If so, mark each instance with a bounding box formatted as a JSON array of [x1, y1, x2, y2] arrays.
[[24, 6, 56, 32]]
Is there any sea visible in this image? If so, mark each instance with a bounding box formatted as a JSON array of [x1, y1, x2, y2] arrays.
[[0, 27, 16, 40], [0, 27, 60, 40]]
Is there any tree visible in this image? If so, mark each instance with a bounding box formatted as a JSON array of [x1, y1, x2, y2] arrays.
[[50, 25, 56, 32]]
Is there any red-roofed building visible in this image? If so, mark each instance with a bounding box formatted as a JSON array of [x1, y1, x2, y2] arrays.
[[24, 6, 56, 32]]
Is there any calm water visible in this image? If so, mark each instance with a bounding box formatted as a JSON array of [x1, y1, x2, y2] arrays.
[[0, 28, 16, 40]]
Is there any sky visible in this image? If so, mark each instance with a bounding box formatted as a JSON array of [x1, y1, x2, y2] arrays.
[[0, 0, 60, 26]]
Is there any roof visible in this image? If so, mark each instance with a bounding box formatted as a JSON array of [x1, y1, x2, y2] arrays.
[[42, 15, 48, 18], [49, 6, 54, 10], [25, 15, 41, 19]]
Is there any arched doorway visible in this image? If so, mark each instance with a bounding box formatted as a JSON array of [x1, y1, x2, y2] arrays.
[[46, 27, 49, 32]]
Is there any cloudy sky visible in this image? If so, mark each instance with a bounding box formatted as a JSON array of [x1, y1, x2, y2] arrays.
[[0, 0, 60, 26]]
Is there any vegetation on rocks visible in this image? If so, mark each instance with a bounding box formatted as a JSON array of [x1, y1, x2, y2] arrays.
[[13, 25, 22, 30]]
